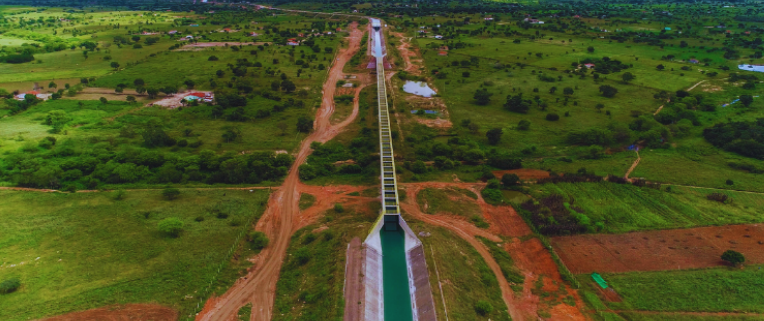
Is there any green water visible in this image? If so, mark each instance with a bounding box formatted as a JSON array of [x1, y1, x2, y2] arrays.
[[380, 223, 413, 321]]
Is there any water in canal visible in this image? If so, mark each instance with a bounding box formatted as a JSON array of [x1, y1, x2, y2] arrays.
[[380, 222, 413, 321]]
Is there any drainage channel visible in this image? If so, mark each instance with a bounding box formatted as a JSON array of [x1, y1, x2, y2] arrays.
[[381, 222, 414, 321]]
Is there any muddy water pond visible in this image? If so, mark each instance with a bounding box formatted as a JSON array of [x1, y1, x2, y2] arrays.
[[402, 81, 436, 97]]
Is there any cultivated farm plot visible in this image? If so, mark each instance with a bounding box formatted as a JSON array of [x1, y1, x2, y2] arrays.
[[553, 223, 764, 274], [536, 183, 764, 233], [0, 189, 269, 321]]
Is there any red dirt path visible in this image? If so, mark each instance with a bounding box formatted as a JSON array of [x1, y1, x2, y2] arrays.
[[194, 21, 366, 321], [552, 224, 764, 274], [39, 304, 177, 321]]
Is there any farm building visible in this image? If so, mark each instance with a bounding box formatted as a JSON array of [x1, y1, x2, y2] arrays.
[[583, 63, 595, 69], [15, 91, 46, 100]]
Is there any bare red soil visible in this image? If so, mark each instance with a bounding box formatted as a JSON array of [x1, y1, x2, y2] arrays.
[[552, 224, 764, 274], [492, 169, 551, 181], [38, 304, 177, 321]]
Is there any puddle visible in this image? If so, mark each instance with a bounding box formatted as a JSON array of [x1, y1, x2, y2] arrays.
[[410, 110, 438, 115], [402, 81, 436, 97]]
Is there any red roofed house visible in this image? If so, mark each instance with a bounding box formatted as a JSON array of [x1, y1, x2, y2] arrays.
[[438, 51, 447, 56], [583, 63, 595, 69]]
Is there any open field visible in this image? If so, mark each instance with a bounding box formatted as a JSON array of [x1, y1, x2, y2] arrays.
[[580, 265, 764, 314], [0, 189, 269, 320]]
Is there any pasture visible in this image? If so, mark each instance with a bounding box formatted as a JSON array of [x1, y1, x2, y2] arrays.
[[0, 189, 269, 320]]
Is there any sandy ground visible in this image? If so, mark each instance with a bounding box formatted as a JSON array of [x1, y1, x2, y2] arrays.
[[195, 21, 366, 321], [150, 91, 212, 109], [38, 304, 177, 321], [552, 224, 764, 274]]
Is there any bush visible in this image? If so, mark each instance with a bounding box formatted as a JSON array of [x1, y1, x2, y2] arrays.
[[162, 187, 181, 200], [545, 113, 560, 121], [707, 193, 729, 203], [721, 249, 745, 267], [158, 217, 184, 237], [248, 231, 269, 251], [474, 300, 493, 316], [334, 203, 344, 213], [517, 119, 530, 130], [0, 278, 21, 294], [113, 189, 126, 201], [295, 247, 311, 265]]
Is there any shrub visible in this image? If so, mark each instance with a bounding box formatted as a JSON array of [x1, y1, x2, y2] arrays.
[[248, 231, 269, 251], [707, 193, 729, 203], [334, 203, 344, 213], [208, 55, 219, 61], [303, 233, 317, 244], [721, 249, 745, 267], [474, 300, 493, 316], [545, 113, 560, 121], [517, 119, 531, 130], [113, 189, 126, 201], [158, 217, 184, 237], [295, 247, 311, 265], [162, 187, 181, 200], [0, 278, 21, 294], [177, 139, 188, 147], [195, 216, 205, 222]]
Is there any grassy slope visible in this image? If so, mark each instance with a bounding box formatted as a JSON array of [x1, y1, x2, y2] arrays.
[[536, 183, 764, 233], [0, 189, 269, 320], [416, 187, 482, 217]]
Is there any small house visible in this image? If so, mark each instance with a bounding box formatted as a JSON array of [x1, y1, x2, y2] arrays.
[[583, 63, 595, 69], [689, 59, 699, 64], [438, 51, 447, 56], [664, 27, 671, 31], [190, 24, 199, 27], [287, 41, 300, 46], [168, 30, 178, 34], [484, 17, 494, 21], [434, 35, 443, 39], [185, 35, 194, 40]]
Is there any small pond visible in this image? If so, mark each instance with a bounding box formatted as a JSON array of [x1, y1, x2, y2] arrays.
[[402, 81, 436, 97]]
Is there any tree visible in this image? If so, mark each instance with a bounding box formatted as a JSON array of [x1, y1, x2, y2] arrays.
[[721, 250, 745, 267], [622, 72, 635, 82], [297, 115, 314, 133], [740, 94, 754, 107], [412, 160, 427, 173], [656, 64, 665, 71], [563, 87, 574, 96], [146, 87, 159, 98], [474, 88, 493, 105], [158, 217, 183, 237], [142, 121, 175, 147], [504, 93, 530, 113], [48, 81, 57, 89], [216, 69, 225, 78], [134, 78, 145, 87], [281, 79, 296, 93], [486, 128, 503, 145], [126, 95, 136, 102], [502, 173, 520, 187], [115, 86, 123, 93], [599, 85, 618, 98], [221, 126, 241, 142], [517, 119, 531, 130], [99, 97, 108, 104], [184, 79, 195, 89], [587, 46, 595, 53], [110, 61, 120, 70], [160, 86, 178, 96]]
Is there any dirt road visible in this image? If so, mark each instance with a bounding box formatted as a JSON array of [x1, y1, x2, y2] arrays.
[[624, 151, 641, 181], [195, 21, 365, 321]]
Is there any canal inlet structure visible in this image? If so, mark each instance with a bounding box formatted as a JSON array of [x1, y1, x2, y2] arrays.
[[355, 18, 438, 321]]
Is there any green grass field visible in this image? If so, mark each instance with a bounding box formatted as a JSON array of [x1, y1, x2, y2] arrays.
[[582, 265, 764, 314], [535, 182, 764, 233], [0, 189, 269, 320]]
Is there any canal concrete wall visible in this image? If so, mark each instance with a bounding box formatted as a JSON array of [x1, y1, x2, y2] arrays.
[[363, 246, 384, 321], [407, 244, 438, 321]]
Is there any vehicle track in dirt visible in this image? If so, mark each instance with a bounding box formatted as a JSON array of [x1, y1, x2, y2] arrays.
[[195, 21, 366, 321]]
